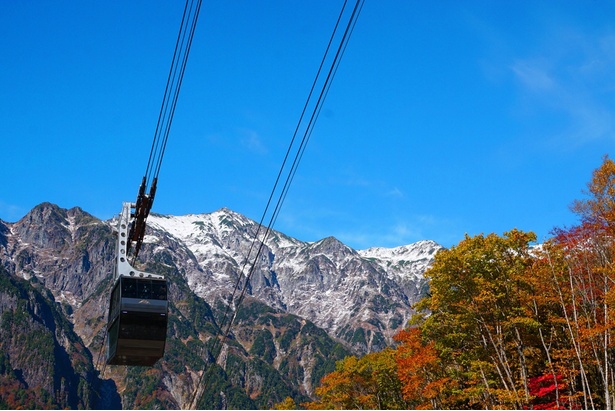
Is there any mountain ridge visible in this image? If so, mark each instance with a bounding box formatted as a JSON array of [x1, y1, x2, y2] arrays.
[[0, 202, 442, 408], [146, 208, 442, 352]]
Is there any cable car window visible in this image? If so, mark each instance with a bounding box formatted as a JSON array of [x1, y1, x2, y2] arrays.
[[138, 280, 152, 299], [119, 312, 167, 340], [152, 281, 167, 300], [109, 283, 121, 321], [122, 278, 138, 298]]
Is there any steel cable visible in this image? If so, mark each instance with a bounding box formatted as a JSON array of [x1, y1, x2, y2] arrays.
[[145, 0, 203, 195], [187, 1, 364, 408]]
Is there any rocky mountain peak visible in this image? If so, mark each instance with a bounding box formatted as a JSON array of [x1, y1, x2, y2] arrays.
[[308, 236, 355, 258], [0, 202, 443, 408], [13, 202, 71, 249], [4, 202, 114, 306], [148, 209, 440, 353]]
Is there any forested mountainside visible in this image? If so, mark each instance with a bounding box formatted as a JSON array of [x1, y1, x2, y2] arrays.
[[0, 203, 439, 409], [0, 266, 117, 409]]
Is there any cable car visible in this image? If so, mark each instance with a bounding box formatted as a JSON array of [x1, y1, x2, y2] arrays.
[[106, 276, 168, 366], [106, 202, 168, 366]]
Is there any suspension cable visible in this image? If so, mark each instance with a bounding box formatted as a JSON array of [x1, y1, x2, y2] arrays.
[[145, 0, 202, 188], [129, 0, 202, 259], [188, 1, 365, 408]]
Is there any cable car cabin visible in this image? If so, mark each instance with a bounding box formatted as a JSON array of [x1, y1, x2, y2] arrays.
[[106, 275, 168, 366]]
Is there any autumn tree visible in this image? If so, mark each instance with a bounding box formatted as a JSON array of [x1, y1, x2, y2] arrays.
[[303, 349, 408, 410], [415, 229, 540, 409], [534, 155, 615, 409], [526, 373, 573, 410], [274, 396, 299, 410], [524, 241, 585, 409], [394, 327, 450, 409], [306, 157, 615, 410], [571, 155, 615, 237]]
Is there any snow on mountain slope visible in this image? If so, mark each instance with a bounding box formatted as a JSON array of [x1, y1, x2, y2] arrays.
[[358, 241, 443, 306], [359, 240, 442, 281], [148, 208, 442, 353]]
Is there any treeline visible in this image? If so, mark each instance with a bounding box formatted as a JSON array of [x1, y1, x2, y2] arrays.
[[281, 156, 615, 410]]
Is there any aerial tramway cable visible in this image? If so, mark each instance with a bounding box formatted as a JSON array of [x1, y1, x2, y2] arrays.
[[129, 0, 203, 259], [99, 0, 203, 372], [187, 1, 365, 408], [146, 0, 202, 187]]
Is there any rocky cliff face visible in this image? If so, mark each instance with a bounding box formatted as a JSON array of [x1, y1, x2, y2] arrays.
[[0, 265, 118, 409], [2, 203, 115, 307], [148, 209, 442, 353], [0, 203, 441, 409]]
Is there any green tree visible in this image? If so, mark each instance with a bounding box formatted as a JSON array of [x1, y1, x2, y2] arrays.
[[415, 229, 538, 409]]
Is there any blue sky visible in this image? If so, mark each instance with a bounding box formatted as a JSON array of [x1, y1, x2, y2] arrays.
[[2, 1, 615, 249]]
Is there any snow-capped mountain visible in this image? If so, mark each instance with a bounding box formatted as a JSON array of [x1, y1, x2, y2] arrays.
[[147, 207, 442, 352], [0, 202, 443, 408], [359, 240, 442, 306]]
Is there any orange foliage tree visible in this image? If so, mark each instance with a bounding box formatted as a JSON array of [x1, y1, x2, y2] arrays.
[[531, 155, 615, 409], [394, 327, 450, 409]]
